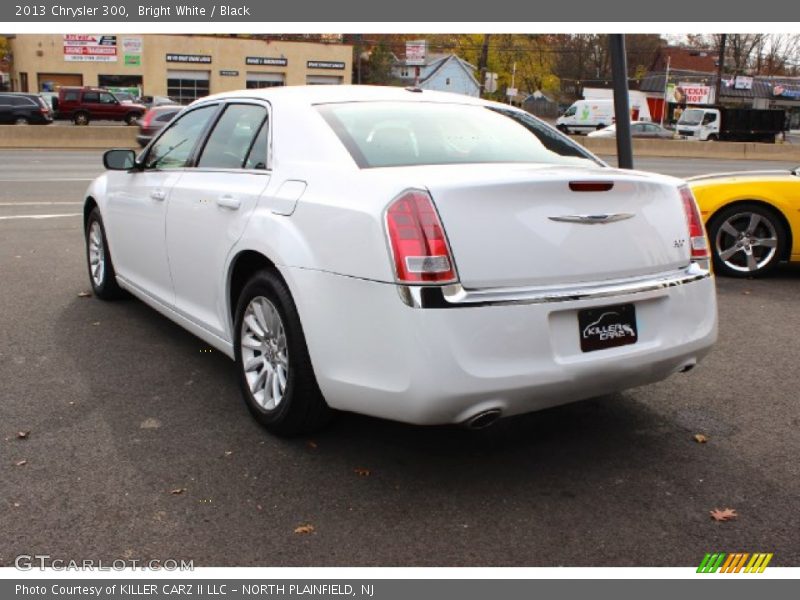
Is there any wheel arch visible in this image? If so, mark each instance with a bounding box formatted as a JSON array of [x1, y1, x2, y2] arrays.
[[226, 249, 285, 331], [83, 196, 98, 233], [706, 199, 793, 261]]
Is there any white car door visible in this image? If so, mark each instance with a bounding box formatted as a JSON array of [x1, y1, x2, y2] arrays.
[[104, 103, 219, 305], [165, 101, 271, 339]]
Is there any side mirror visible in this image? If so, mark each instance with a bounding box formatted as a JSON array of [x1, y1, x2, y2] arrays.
[[103, 149, 136, 170]]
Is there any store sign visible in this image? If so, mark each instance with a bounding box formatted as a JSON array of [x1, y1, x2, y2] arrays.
[[166, 54, 212, 64], [667, 82, 713, 104], [307, 61, 345, 70], [246, 56, 288, 67], [405, 40, 427, 66], [220, 70, 239, 77], [773, 85, 800, 99], [734, 76, 753, 90], [63, 34, 117, 62], [124, 55, 141, 66]]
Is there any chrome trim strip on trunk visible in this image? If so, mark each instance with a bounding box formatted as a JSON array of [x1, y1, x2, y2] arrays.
[[398, 263, 712, 309]]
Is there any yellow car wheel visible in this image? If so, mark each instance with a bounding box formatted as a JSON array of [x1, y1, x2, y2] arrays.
[[707, 203, 787, 277]]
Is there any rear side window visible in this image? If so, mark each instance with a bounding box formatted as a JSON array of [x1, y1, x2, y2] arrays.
[[156, 110, 179, 123], [146, 104, 218, 169], [64, 91, 80, 102], [318, 102, 601, 169], [11, 97, 36, 107], [197, 104, 267, 169], [83, 91, 99, 103], [0, 95, 12, 106]]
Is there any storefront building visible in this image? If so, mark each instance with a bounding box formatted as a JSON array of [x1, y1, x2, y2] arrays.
[[7, 34, 353, 102]]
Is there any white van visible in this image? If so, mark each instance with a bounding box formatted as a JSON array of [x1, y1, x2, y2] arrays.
[[556, 99, 615, 134]]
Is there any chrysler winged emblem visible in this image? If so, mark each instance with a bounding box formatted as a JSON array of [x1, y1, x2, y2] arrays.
[[548, 213, 635, 224]]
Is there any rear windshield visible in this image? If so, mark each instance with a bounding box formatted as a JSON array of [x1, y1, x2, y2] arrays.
[[318, 101, 602, 169]]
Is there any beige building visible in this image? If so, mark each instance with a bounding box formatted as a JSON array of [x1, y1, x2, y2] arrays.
[[7, 34, 353, 102]]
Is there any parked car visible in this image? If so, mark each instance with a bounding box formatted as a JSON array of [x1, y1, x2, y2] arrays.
[[677, 107, 785, 143], [139, 95, 178, 110], [55, 87, 146, 125], [688, 167, 800, 277], [587, 122, 674, 139], [136, 105, 182, 147], [83, 86, 717, 436], [0, 92, 53, 125]]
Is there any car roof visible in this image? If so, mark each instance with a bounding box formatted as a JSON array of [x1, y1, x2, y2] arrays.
[[193, 85, 492, 110]]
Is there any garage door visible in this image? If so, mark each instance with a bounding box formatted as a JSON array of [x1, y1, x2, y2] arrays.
[[38, 73, 83, 92], [306, 75, 343, 85]]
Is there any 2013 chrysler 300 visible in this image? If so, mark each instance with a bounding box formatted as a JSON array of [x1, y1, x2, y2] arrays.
[[84, 86, 717, 435]]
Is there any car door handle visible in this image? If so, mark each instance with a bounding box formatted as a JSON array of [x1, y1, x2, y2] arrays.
[[216, 195, 241, 210], [150, 190, 166, 201]]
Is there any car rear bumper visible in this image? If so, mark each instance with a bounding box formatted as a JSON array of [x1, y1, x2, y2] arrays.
[[282, 265, 718, 426]]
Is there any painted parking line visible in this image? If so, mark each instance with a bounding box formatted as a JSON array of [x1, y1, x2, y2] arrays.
[[0, 213, 81, 220]]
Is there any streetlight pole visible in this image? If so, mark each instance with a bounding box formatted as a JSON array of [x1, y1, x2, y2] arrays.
[[610, 34, 633, 169]]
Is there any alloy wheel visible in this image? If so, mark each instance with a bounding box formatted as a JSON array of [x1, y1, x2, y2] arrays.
[[88, 221, 106, 286], [714, 211, 778, 273], [240, 296, 289, 411]]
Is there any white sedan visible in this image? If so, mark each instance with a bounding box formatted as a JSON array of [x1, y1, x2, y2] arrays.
[[84, 85, 717, 435]]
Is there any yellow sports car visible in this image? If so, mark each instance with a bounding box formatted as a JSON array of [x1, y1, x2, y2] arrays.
[[687, 168, 800, 277]]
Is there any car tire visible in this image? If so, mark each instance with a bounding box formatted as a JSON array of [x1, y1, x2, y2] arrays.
[[707, 134, 718, 142], [125, 113, 139, 126], [707, 203, 787, 278], [73, 112, 90, 126], [14, 116, 29, 125], [85, 207, 125, 299], [233, 270, 332, 436]]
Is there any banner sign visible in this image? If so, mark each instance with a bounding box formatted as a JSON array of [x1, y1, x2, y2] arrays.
[[734, 75, 753, 90], [773, 84, 800, 99], [63, 34, 117, 62]]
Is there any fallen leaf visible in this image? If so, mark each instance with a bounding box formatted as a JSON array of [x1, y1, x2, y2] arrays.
[[17, 431, 30, 440], [77, 291, 92, 298], [307, 440, 318, 449], [223, 450, 233, 457], [694, 433, 709, 444], [354, 467, 371, 477], [15, 460, 27, 467], [294, 524, 315, 534], [169, 488, 187, 495], [710, 507, 738, 522]]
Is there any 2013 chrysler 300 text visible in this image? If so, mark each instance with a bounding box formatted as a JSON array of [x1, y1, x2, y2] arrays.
[[83, 86, 718, 435]]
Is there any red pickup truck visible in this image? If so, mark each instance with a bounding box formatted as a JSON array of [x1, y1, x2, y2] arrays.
[[55, 87, 146, 125]]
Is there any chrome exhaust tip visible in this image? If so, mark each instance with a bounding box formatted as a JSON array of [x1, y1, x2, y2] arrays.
[[464, 409, 503, 430]]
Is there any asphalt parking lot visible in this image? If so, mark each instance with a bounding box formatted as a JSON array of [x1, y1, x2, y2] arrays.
[[1, 150, 799, 567]]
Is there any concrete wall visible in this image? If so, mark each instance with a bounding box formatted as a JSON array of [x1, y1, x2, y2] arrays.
[[0, 125, 138, 149], [8, 34, 352, 96], [574, 136, 800, 162]]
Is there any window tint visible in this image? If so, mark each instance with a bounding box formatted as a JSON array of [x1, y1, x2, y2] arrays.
[[146, 104, 218, 169], [99, 92, 116, 104], [156, 110, 179, 123], [83, 92, 99, 103], [11, 97, 35, 107], [244, 120, 268, 169], [197, 104, 267, 169], [0, 95, 12, 106], [319, 102, 601, 169], [64, 91, 80, 102]]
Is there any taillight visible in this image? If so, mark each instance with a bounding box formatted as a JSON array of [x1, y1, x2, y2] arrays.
[[385, 189, 457, 284], [141, 110, 154, 128], [679, 185, 709, 260]]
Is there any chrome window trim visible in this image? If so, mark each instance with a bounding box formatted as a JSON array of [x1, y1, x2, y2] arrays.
[[398, 262, 712, 309]]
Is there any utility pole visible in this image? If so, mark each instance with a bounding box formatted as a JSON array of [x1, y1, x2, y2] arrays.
[[355, 34, 362, 85], [609, 34, 633, 169], [660, 55, 670, 128], [715, 34, 727, 104], [478, 34, 490, 98]]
